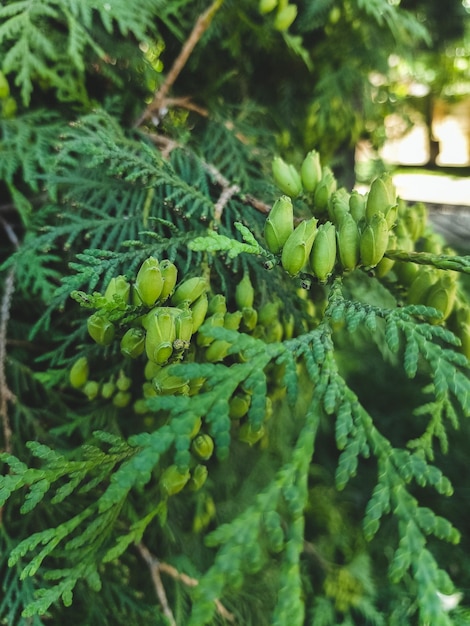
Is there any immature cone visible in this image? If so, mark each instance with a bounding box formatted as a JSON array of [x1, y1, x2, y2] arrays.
[[0, 72, 10, 100], [69, 356, 89, 389], [300, 150, 322, 193], [374, 233, 397, 278], [191, 434, 215, 461], [145, 307, 177, 364], [153, 367, 190, 395], [208, 294, 227, 316], [313, 167, 337, 214], [309, 221, 337, 282], [160, 465, 191, 496], [190, 293, 209, 333], [349, 190, 366, 224], [272, 157, 302, 197], [281, 217, 318, 277], [359, 213, 390, 268], [159, 260, 178, 302], [264, 195, 294, 254], [175, 308, 193, 349], [425, 274, 458, 323], [328, 188, 350, 225], [87, 314, 115, 346], [171, 276, 207, 306], [366, 173, 397, 221], [336, 213, 360, 271], [135, 257, 163, 307], [259, 0, 278, 13], [188, 464, 208, 491], [120, 327, 145, 358], [235, 273, 255, 309], [104, 275, 130, 304], [407, 268, 439, 305], [274, 3, 298, 30]]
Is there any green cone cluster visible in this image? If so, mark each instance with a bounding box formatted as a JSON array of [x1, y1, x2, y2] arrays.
[[68, 260, 298, 508], [259, 0, 298, 31], [266, 151, 465, 331], [266, 151, 426, 282]]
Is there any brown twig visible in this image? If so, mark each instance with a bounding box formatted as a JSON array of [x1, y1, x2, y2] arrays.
[[137, 543, 177, 626], [144, 132, 272, 217], [0, 217, 19, 456], [137, 542, 235, 624], [0, 268, 16, 455], [134, 0, 224, 128]]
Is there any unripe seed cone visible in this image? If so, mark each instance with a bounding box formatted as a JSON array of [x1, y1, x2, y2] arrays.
[[104, 275, 130, 304], [394, 260, 419, 286], [196, 312, 225, 346], [0, 72, 11, 100], [116, 370, 132, 391], [300, 150, 322, 193], [425, 274, 458, 322], [153, 367, 189, 395], [281, 217, 318, 277], [191, 434, 215, 461], [309, 221, 337, 282], [224, 310, 243, 330], [87, 314, 115, 346], [264, 195, 294, 254], [208, 294, 227, 316], [159, 260, 178, 302], [259, 0, 278, 14], [113, 390, 132, 408], [336, 213, 359, 271], [359, 213, 390, 268], [235, 273, 255, 309], [188, 464, 208, 491], [190, 293, 209, 333], [272, 157, 302, 197], [374, 233, 397, 278], [205, 338, 231, 362], [160, 465, 190, 496], [171, 276, 207, 306], [258, 300, 281, 327], [145, 307, 177, 364], [241, 306, 258, 332], [314, 167, 337, 214], [83, 380, 100, 400], [456, 322, 470, 359], [274, 3, 298, 30], [328, 188, 350, 226], [101, 380, 115, 399], [175, 308, 194, 346], [120, 327, 145, 358], [366, 174, 396, 221], [349, 190, 366, 223], [135, 257, 163, 307], [229, 393, 251, 419], [69, 356, 89, 389], [407, 268, 438, 305], [238, 423, 265, 445]]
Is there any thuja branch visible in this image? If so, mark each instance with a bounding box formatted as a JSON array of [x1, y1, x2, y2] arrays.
[[385, 249, 470, 273], [134, 0, 224, 127]]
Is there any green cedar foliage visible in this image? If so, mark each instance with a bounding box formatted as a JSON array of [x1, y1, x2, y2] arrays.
[[1, 2, 470, 625]]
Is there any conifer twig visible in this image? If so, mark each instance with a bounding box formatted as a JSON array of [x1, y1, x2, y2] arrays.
[[137, 542, 235, 623], [134, 0, 224, 127], [0, 217, 19, 455], [136, 543, 177, 626], [145, 132, 271, 215], [0, 267, 16, 455]]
